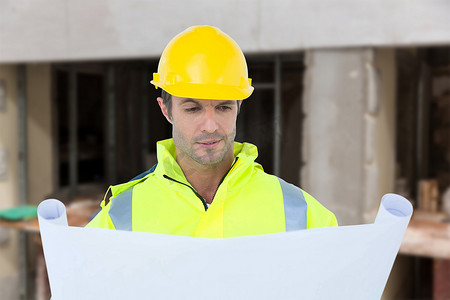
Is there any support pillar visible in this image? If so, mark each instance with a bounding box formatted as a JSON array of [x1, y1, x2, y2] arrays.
[[301, 48, 396, 225]]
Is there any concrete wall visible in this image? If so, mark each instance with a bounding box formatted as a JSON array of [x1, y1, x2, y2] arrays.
[[302, 48, 401, 298], [302, 48, 367, 225], [27, 64, 54, 205], [0, 65, 20, 300], [1, 0, 450, 63], [302, 47, 397, 226], [360, 48, 398, 222], [371, 49, 397, 218]]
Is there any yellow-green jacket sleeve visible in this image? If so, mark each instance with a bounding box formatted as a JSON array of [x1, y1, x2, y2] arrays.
[[85, 200, 116, 229]]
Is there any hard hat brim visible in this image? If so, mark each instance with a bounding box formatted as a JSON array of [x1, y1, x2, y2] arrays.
[[151, 80, 254, 101]]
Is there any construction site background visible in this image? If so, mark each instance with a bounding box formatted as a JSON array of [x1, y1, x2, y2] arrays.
[[0, 1, 449, 299]]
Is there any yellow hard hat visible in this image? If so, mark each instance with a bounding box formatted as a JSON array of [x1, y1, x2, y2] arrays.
[[151, 25, 254, 100]]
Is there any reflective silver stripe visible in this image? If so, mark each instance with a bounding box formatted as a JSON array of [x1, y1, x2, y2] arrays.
[[108, 187, 133, 231], [278, 178, 307, 231]]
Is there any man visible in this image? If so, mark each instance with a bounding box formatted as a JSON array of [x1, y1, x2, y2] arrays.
[[87, 25, 337, 237]]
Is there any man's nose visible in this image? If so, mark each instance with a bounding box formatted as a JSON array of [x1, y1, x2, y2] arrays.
[[201, 108, 219, 133]]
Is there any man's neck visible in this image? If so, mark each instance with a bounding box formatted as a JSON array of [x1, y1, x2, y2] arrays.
[[176, 151, 235, 204]]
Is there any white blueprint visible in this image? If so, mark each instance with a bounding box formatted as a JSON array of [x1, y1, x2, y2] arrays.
[[38, 194, 412, 300]]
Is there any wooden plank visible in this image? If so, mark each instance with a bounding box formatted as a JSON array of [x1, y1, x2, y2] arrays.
[[400, 217, 450, 260], [0, 200, 100, 233]]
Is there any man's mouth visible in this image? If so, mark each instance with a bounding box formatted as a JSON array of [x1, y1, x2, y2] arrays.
[[197, 140, 221, 148]]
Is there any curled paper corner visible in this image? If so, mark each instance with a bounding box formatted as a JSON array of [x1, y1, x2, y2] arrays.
[[381, 193, 413, 217], [374, 193, 414, 226], [37, 199, 68, 226]]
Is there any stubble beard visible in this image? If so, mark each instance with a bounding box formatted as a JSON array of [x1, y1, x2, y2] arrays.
[[174, 126, 236, 167]]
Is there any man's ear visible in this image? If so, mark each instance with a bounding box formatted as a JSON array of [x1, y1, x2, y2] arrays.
[[157, 97, 173, 124]]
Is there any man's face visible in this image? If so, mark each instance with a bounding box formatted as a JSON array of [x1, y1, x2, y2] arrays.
[[162, 96, 239, 166]]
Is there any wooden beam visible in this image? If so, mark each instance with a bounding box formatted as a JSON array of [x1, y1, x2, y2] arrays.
[[400, 212, 450, 259]]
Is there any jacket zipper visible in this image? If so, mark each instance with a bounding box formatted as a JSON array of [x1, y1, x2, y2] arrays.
[[163, 157, 240, 212], [212, 157, 239, 199], [163, 175, 208, 211]]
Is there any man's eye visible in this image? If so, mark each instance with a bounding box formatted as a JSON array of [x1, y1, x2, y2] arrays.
[[185, 107, 200, 112], [217, 105, 232, 111]]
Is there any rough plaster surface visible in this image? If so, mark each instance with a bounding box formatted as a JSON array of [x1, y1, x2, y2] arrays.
[[302, 48, 396, 226], [1, 0, 450, 62], [302, 49, 366, 225], [364, 49, 396, 224], [365, 114, 376, 164], [363, 163, 379, 222], [366, 62, 380, 115]]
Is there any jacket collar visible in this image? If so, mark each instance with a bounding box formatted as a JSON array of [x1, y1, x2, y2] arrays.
[[110, 138, 261, 197], [155, 138, 261, 187]]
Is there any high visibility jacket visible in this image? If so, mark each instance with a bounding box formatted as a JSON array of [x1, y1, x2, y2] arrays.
[[87, 139, 337, 238]]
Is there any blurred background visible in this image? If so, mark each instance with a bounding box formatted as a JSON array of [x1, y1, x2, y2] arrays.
[[0, 1, 449, 299]]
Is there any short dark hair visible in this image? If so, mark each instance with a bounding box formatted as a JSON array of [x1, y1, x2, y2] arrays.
[[161, 89, 172, 118]]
